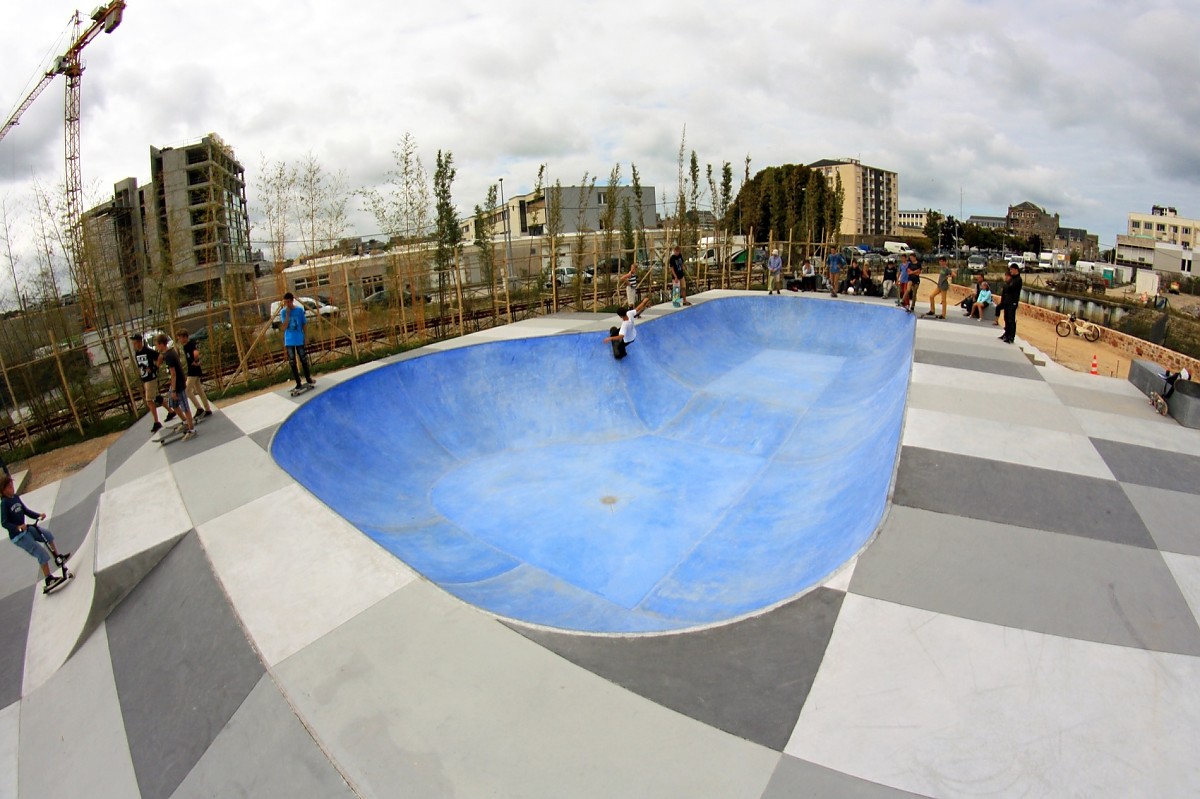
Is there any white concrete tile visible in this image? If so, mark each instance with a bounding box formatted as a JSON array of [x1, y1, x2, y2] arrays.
[[910, 361, 1060, 402], [275, 583, 780, 798], [196, 483, 415, 666], [822, 557, 856, 593], [1071, 407, 1200, 457], [1163, 553, 1200, 628], [219, 391, 300, 434], [0, 702, 17, 799], [170, 436, 294, 527], [103, 434, 169, 491], [22, 521, 97, 695], [907, 383, 1084, 434], [19, 482, 59, 520], [19, 624, 140, 799], [787, 594, 1200, 798], [95, 467, 193, 574], [901, 407, 1115, 479]]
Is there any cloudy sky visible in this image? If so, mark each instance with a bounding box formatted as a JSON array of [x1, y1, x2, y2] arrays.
[[1, 0, 1198, 278]]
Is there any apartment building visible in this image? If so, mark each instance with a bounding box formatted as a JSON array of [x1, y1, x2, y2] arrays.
[[1126, 205, 1196, 249], [82, 133, 256, 317], [897, 209, 931, 234], [462, 184, 658, 242], [966, 215, 1008, 231], [810, 159, 899, 238], [1006, 201, 1059, 243]]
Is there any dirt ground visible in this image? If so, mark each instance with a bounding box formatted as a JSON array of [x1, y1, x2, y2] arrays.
[[14, 381, 290, 492], [8, 291, 1155, 491]]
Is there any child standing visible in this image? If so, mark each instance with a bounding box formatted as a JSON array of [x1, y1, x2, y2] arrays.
[[2, 475, 69, 590], [176, 329, 213, 419]]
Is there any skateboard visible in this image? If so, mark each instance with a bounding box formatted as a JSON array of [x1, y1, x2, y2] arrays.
[[671, 281, 682, 308], [290, 382, 316, 397], [1150, 392, 1169, 415], [157, 410, 207, 445], [609, 327, 626, 360]]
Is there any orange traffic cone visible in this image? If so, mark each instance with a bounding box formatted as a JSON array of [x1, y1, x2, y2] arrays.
[[1090, 354, 1099, 375]]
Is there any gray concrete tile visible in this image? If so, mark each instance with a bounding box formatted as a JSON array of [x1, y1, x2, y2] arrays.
[[906, 383, 1084, 434], [171, 436, 293, 527], [1092, 437, 1200, 496], [107, 532, 264, 799], [1121, 483, 1200, 555], [249, 423, 278, 451], [161, 411, 246, 466], [43, 483, 102, 555], [52, 446, 107, 515], [1051, 383, 1154, 415], [19, 623, 141, 799], [171, 673, 355, 799], [0, 588, 31, 707], [0, 701, 16, 799], [0, 535, 38, 599], [912, 334, 1027, 363], [105, 416, 158, 478], [275, 582, 778, 799], [762, 755, 932, 799], [913, 349, 1042, 380], [516, 588, 845, 751], [851, 507, 1200, 654], [894, 447, 1154, 548]]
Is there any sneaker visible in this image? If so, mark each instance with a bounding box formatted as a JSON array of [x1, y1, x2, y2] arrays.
[[306, 380, 316, 386], [937, 314, 945, 319], [45, 574, 65, 588], [181, 429, 197, 441], [150, 421, 162, 434], [682, 301, 692, 306], [923, 311, 935, 317], [164, 411, 177, 422]]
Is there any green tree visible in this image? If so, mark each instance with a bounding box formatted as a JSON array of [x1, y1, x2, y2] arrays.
[[433, 150, 460, 324]]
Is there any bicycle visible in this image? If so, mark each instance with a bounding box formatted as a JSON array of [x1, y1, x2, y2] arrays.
[[1056, 312, 1100, 343]]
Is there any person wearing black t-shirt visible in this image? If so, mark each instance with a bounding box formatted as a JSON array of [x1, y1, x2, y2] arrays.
[[999, 264, 1023, 343], [155, 334, 196, 440], [129, 333, 174, 434], [2, 474, 68, 590], [176, 329, 213, 420]]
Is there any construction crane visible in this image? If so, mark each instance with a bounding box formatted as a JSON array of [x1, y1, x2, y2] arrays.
[[0, 1, 125, 325]]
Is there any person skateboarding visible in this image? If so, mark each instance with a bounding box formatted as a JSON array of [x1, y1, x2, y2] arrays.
[[602, 296, 652, 360], [278, 292, 316, 392], [2, 475, 69, 592]]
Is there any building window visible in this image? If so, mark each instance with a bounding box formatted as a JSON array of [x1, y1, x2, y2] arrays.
[[1184, 227, 1192, 234], [1131, 221, 1141, 229], [597, 192, 606, 205], [1157, 224, 1166, 231]]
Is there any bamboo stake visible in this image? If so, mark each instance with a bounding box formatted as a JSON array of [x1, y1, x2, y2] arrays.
[[453, 248, 466, 336], [0, 351, 35, 453], [48, 334, 84, 436], [591, 234, 599, 310], [343, 261, 359, 359]]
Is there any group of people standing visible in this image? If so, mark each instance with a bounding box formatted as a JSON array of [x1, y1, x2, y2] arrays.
[[130, 327, 214, 441]]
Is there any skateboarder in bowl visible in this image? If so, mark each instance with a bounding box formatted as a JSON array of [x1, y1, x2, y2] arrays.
[[603, 296, 653, 359]]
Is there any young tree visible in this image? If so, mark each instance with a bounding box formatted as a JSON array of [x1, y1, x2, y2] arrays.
[[433, 149, 461, 331], [259, 156, 297, 293], [474, 183, 498, 317]]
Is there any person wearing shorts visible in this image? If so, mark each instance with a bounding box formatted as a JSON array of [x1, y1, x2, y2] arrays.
[[176, 329, 213, 419], [826, 251, 846, 297], [2, 474, 68, 590], [156, 334, 196, 440], [766, 249, 783, 294], [620, 262, 640, 306], [130, 333, 173, 434]]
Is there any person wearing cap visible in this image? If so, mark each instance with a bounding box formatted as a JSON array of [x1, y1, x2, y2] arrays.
[[766, 248, 783, 295], [129, 332, 173, 434]]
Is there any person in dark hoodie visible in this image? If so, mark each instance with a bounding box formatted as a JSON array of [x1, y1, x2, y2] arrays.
[[999, 263, 1023, 343], [1, 475, 69, 591]]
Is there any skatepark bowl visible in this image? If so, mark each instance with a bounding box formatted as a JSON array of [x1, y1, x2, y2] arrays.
[[272, 296, 914, 633]]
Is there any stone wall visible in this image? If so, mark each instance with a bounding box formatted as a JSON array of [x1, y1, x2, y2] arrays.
[[946, 283, 1200, 374]]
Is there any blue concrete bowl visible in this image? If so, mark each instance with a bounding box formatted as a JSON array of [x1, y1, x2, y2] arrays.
[[273, 296, 914, 632]]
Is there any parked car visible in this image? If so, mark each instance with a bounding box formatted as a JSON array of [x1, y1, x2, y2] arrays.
[[188, 322, 233, 344], [729, 248, 768, 270], [966, 255, 988, 273], [268, 296, 339, 328], [543, 266, 589, 288]]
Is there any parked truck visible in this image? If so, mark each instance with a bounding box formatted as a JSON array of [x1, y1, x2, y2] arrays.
[[883, 241, 915, 256]]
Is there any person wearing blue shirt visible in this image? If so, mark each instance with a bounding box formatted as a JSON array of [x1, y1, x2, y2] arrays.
[[279, 293, 316, 391], [826, 251, 846, 298], [766, 249, 783, 294]]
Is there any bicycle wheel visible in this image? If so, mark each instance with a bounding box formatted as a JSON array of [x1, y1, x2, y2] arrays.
[[1084, 324, 1100, 342], [1056, 320, 1071, 337]]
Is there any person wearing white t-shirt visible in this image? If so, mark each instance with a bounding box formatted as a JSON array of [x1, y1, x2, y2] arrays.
[[602, 296, 652, 359]]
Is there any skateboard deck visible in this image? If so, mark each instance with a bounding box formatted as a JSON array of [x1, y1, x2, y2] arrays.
[[157, 412, 205, 445], [290, 382, 316, 397], [1150, 392, 1169, 415], [671, 282, 682, 308], [609, 327, 626, 360]]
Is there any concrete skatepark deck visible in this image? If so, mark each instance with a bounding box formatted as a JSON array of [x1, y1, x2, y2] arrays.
[[0, 289, 1199, 797]]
